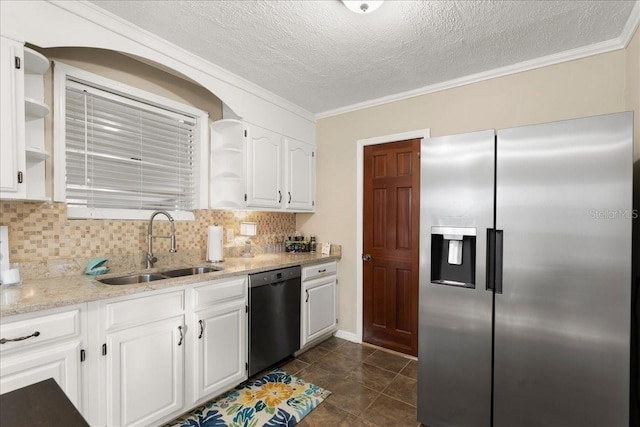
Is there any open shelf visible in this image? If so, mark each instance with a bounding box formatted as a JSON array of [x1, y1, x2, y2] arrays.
[[25, 147, 50, 161], [24, 47, 49, 75], [25, 97, 50, 119]]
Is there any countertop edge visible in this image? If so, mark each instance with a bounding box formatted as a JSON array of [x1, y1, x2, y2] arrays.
[[0, 254, 341, 318]]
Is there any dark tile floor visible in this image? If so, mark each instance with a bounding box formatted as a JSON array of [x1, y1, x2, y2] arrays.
[[277, 336, 420, 427]]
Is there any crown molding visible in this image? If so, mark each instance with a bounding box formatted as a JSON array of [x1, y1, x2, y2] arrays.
[[53, 1, 316, 124], [317, 1, 640, 120]]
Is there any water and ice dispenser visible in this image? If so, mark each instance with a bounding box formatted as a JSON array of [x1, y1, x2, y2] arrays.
[[430, 226, 476, 288]]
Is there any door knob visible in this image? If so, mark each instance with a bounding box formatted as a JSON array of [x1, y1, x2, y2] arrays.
[[362, 254, 372, 262]]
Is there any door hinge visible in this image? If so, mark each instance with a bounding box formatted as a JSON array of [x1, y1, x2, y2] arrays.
[[102, 343, 107, 356], [312, 201, 315, 207], [312, 151, 315, 157], [245, 305, 248, 314], [244, 193, 247, 202], [80, 349, 86, 362], [336, 318, 339, 324], [14, 56, 21, 69], [17, 171, 23, 184], [245, 362, 248, 372], [244, 130, 247, 137]]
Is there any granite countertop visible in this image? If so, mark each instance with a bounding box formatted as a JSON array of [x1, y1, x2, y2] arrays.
[[0, 253, 340, 318]]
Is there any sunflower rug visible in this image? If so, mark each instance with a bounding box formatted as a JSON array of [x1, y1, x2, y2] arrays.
[[165, 370, 330, 427]]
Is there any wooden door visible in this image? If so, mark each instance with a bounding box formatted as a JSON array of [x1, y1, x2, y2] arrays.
[[363, 139, 420, 356]]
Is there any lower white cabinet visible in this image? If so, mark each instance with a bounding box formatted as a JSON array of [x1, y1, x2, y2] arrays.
[[191, 300, 246, 404], [0, 304, 86, 415], [301, 262, 338, 348], [85, 276, 247, 427], [105, 314, 185, 427]]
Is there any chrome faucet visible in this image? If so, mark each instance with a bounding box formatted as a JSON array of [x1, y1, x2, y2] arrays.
[[146, 210, 177, 269]]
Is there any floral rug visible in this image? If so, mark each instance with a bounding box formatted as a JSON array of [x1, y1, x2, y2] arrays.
[[166, 369, 330, 427]]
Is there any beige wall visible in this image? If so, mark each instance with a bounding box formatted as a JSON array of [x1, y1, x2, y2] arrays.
[[303, 41, 637, 335]]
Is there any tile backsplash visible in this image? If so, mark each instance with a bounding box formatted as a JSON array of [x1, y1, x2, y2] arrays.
[[0, 201, 297, 279]]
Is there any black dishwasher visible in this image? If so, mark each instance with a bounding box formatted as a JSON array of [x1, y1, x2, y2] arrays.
[[248, 266, 301, 377]]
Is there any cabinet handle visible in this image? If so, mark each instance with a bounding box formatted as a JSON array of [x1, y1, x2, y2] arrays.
[[177, 326, 184, 346], [288, 192, 292, 204], [0, 331, 40, 344], [198, 320, 204, 339], [278, 191, 282, 203], [318, 268, 327, 273], [305, 289, 309, 303]]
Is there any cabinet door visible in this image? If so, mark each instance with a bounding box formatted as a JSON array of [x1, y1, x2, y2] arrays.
[[192, 299, 246, 404], [0, 340, 82, 410], [284, 137, 315, 211], [0, 36, 25, 196], [105, 315, 184, 427], [246, 124, 282, 208], [303, 277, 337, 345]]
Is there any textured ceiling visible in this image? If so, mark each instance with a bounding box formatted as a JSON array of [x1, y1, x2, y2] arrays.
[[89, 0, 637, 116]]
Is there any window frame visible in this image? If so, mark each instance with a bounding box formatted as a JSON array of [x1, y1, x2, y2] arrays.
[[53, 61, 209, 220]]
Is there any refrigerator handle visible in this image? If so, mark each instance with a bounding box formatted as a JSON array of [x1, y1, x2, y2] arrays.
[[495, 230, 503, 294], [486, 229, 504, 294]]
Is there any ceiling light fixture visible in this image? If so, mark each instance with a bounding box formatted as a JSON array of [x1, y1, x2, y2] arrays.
[[342, 0, 384, 14]]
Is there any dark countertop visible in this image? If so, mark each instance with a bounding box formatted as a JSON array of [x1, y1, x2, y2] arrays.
[[0, 378, 89, 426]]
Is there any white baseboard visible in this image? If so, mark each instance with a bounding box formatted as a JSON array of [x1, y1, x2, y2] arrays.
[[334, 329, 360, 343]]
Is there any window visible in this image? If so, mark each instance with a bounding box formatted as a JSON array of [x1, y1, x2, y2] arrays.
[[54, 63, 208, 220]]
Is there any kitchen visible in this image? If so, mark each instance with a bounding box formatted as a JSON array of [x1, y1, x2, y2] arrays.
[[1, 1, 639, 426]]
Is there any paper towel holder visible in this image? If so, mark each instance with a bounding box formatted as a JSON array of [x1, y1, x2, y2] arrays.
[[207, 225, 225, 263]]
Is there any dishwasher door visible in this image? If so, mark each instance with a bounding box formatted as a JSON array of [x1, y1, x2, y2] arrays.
[[248, 267, 301, 376]]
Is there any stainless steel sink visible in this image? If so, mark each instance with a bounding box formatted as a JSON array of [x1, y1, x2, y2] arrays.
[[160, 266, 222, 278], [98, 265, 223, 285], [99, 274, 168, 286]]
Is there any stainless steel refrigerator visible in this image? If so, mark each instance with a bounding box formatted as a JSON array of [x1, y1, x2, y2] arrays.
[[418, 112, 633, 427]]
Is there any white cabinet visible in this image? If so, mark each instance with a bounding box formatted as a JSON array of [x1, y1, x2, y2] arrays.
[[210, 119, 315, 212], [246, 124, 283, 209], [0, 36, 50, 200], [96, 289, 186, 427], [301, 262, 338, 348], [105, 315, 185, 427], [284, 137, 315, 211], [86, 276, 247, 426], [0, 305, 86, 415], [189, 276, 247, 406]]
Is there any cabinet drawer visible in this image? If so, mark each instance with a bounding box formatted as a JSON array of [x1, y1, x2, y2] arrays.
[[104, 290, 184, 331], [0, 307, 82, 354], [192, 276, 247, 309], [302, 261, 337, 282]]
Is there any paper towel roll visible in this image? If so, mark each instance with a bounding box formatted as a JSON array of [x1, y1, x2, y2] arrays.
[[207, 226, 224, 262]]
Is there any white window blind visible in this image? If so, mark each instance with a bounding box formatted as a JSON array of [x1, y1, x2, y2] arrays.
[[64, 79, 198, 214]]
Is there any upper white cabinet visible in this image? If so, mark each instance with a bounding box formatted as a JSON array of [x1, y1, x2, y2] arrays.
[[210, 119, 315, 212], [246, 124, 283, 209], [0, 36, 50, 201], [284, 136, 315, 211]]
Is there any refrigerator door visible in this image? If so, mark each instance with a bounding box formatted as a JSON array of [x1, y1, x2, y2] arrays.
[[494, 112, 633, 427], [418, 130, 495, 427]]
